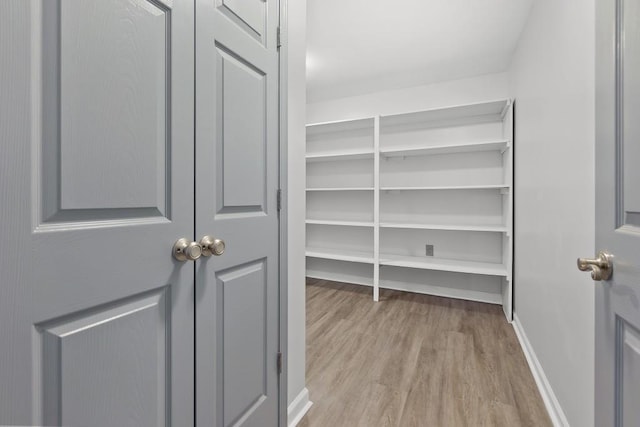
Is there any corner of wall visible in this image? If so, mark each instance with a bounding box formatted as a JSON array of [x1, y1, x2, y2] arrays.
[[286, 0, 308, 411]]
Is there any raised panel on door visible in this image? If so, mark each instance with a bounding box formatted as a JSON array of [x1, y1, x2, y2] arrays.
[[41, 0, 172, 223], [37, 289, 170, 426], [195, 0, 281, 425], [621, 0, 640, 228], [0, 0, 194, 424], [59, 0, 169, 212], [217, 260, 269, 426], [617, 319, 640, 426], [215, 44, 267, 214]]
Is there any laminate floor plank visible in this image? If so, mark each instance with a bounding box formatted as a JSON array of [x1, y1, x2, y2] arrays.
[[299, 279, 552, 427]]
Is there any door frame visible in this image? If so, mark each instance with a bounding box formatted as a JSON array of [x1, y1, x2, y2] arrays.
[[278, 0, 289, 425]]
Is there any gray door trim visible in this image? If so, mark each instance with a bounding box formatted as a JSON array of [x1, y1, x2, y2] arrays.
[[278, 0, 289, 425], [595, 0, 615, 422]]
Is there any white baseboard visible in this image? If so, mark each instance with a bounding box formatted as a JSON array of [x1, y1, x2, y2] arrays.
[[512, 314, 570, 427], [288, 387, 313, 427]]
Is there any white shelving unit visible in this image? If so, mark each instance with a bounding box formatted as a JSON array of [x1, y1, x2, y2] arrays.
[[305, 100, 514, 320]]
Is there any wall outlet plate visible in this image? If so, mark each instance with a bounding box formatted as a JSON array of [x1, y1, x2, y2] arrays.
[[425, 244, 434, 257]]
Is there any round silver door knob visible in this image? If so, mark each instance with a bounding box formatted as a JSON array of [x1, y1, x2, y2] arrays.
[[173, 238, 202, 262], [200, 235, 225, 257]]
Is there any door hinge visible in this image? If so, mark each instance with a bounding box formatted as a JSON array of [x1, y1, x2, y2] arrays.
[[277, 189, 282, 212], [277, 27, 282, 49], [277, 352, 283, 374]]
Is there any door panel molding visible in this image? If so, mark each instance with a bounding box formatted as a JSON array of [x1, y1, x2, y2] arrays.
[[34, 0, 173, 228], [217, 259, 269, 426], [616, 316, 640, 425], [34, 286, 170, 426], [216, 0, 266, 45], [214, 43, 268, 217], [616, 0, 640, 228]]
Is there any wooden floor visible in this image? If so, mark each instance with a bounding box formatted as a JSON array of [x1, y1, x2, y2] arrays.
[[298, 279, 552, 427]]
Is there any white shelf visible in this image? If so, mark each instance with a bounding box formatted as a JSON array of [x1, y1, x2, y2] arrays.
[[306, 151, 374, 162], [306, 271, 373, 287], [378, 277, 502, 305], [379, 254, 507, 277], [379, 222, 507, 233], [306, 219, 374, 227], [306, 187, 375, 192], [306, 117, 375, 136], [380, 99, 509, 128], [306, 247, 375, 264], [380, 140, 508, 158], [381, 184, 508, 191]]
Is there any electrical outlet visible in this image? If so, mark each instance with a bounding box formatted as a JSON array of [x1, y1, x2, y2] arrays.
[[425, 244, 434, 257]]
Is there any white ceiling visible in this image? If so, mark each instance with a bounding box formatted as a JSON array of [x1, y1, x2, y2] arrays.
[[306, 0, 534, 102]]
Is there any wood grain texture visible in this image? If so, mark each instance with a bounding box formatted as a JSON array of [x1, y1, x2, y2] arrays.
[[59, 0, 169, 211], [0, 2, 33, 422], [0, 0, 196, 424], [195, 0, 281, 424], [299, 279, 551, 427]]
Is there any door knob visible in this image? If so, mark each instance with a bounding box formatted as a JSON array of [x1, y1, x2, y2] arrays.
[[577, 251, 613, 281], [200, 235, 225, 256], [173, 238, 202, 261]]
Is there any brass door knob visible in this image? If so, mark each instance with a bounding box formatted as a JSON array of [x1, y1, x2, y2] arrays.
[[173, 238, 202, 262], [577, 251, 613, 281], [200, 235, 225, 257]]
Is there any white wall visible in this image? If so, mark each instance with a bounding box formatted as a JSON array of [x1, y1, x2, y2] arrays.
[[286, 0, 308, 417], [306, 72, 509, 123], [508, 0, 595, 425]]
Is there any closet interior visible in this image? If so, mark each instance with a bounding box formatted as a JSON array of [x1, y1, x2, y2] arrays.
[[305, 99, 514, 319]]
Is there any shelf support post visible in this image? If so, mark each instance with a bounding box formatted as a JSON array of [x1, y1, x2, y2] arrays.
[[374, 116, 381, 302]]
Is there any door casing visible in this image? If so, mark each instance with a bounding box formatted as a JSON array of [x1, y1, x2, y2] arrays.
[[278, 0, 289, 424]]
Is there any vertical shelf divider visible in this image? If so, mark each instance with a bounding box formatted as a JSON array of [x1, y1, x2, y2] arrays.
[[502, 102, 515, 320], [373, 116, 381, 302]]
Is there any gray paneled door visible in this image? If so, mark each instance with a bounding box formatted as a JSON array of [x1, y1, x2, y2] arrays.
[[0, 0, 282, 426], [594, 0, 640, 425], [195, 0, 281, 426], [0, 0, 195, 425]]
